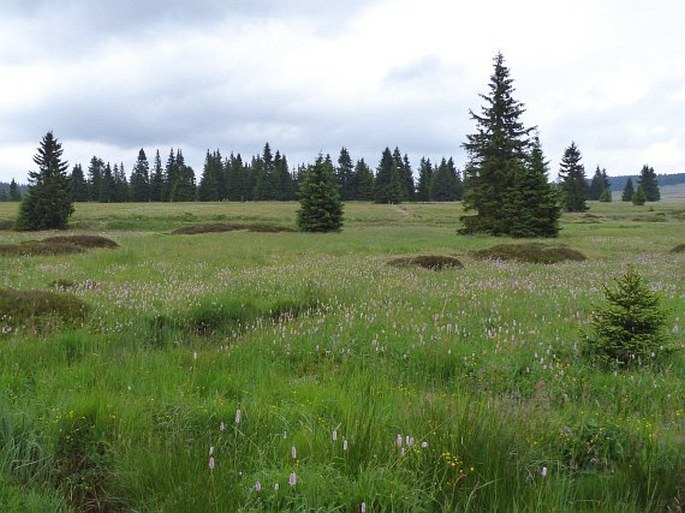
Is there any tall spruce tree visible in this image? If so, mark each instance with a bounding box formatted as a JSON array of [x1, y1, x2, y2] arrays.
[[461, 53, 535, 235], [87, 156, 104, 202], [149, 150, 164, 201], [558, 142, 589, 212], [273, 151, 294, 201], [336, 147, 355, 201], [113, 163, 129, 202], [637, 164, 660, 201], [353, 159, 374, 201], [130, 149, 151, 202], [503, 135, 560, 237], [374, 147, 403, 203], [416, 158, 433, 201], [430, 157, 461, 201], [296, 155, 344, 232], [100, 162, 115, 202], [9, 179, 22, 201], [621, 177, 635, 202], [632, 184, 646, 205], [15, 131, 74, 230], [69, 164, 88, 202], [589, 166, 610, 200], [197, 150, 224, 201]]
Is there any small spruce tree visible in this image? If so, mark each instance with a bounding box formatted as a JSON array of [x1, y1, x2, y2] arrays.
[[584, 266, 670, 368], [297, 155, 344, 232], [598, 188, 612, 202], [621, 177, 634, 202], [632, 184, 646, 205]]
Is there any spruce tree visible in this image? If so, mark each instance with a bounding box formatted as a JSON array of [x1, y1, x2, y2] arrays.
[[69, 164, 88, 202], [589, 166, 606, 200], [15, 131, 74, 231], [149, 150, 164, 202], [621, 177, 634, 202], [273, 151, 294, 201], [430, 157, 461, 201], [130, 149, 151, 202], [374, 147, 403, 203], [296, 155, 344, 232], [637, 164, 660, 201], [9, 179, 22, 201], [197, 150, 223, 201], [504, 136, 560, 237], [416, 158, 433, 201], [336, 147, 355, 201], [225, 153, 246, 201], [461, 53, 535, 235], [599, 188, 612, 202], [87, 156, 104, 202], [113, 163, 129, 202], [353, 159, 374, 201], [632, 184, 646, 205], [558, 142, 589, 212]]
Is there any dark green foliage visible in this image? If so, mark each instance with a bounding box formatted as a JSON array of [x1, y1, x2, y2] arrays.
[[393, 148, 415, 201], [112, 162, 129, 202], [336, 147, 356, 201], [0, 289, 89, 333], [415, 158, 433, 201], [171, 222, 295, 235], [430, 158, 462, 201], [69, 164, 89, 202], [297, 156, 344, 232], [374, 147, 403, 204], [225, 153, 248, 201], [9, 178, 22, 201], [473, 243, 586, 264], [149, 150, 164, 202], [387, 255, 463, 270], [461, 53, 556, 237], [353, 158, 374, 201], [589, 166, 611, 200], [584, 266, 671, 368], [632, 184, 646, 205], [197, 150, 224, 201], [558, 142, 589, 212], [87, 156, 104, 202], [273, 150, 295, 201], [99, 162, 115, 202], [670, 243, 685, 253], [129, 148, 151, 202], [15, 132, 74, 231], [168, 150, 196, 202], [599, 188, 612, 202], [622, 177, 635, 202], [637, 164, 660, 201], [253, 143, 275, 201], [503, 137, 560, 237]]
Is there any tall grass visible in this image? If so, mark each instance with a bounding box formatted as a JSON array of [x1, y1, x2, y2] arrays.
[[0, 201, 683, 512]]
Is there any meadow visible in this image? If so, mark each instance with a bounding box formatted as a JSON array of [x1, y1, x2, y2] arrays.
[[0, 198, 683, 512]]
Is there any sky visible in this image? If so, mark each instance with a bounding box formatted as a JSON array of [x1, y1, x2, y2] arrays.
[[1, 0, 684, 183]]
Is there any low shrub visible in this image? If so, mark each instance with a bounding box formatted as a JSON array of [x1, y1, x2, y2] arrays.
[[388, 255, 464, 270], [0, 289, 90, 334], [0, 220, 14, 231], [670, 243, 685, 254], [171, 223, 295, 235], [0, 235, 118, 257], [473, 243, 587, 264]]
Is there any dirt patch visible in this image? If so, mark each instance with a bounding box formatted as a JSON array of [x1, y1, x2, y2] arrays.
[[388, 255, 464, 270], [171, 222, 295, 235], [0, 289, 89, 333], [0, 235, 118, 257], [473, 243, 587, 264], [670, 243, 685, 254]]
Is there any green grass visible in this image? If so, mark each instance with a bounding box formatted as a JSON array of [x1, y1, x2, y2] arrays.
[[0, 200, 683, 512]]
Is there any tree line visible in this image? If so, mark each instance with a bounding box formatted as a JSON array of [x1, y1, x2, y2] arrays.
[[62, 143, 463, 205], [12, 53, 665, 233]]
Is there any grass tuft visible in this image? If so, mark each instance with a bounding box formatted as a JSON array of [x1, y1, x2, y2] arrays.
[[473, 243, 587, 264], [388, 254, 464, 270], [670, 243, 685, 253]]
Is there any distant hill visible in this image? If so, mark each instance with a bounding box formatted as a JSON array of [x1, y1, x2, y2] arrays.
[[608, 172, 685, 192]]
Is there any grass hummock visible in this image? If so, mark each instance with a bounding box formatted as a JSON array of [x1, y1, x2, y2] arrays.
[[473, 242, 587, 264]]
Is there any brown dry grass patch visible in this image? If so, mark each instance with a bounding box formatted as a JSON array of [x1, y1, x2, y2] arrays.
[[0, 289, 89, 332], [171, 222, 295, 235], [0, 235, 118, 257], [388, 255, 464, 270], [670, 243, 685, 254], [473, 243, 587, 264]]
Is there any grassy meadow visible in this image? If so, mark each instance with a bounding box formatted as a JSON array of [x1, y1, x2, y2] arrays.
[[0, 199, 683, 512]]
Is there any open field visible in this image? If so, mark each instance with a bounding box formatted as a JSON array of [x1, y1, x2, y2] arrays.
[[0, 200, 684, 512]]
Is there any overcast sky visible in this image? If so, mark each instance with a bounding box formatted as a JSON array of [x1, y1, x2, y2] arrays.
[[2, 0, 684, 183]]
